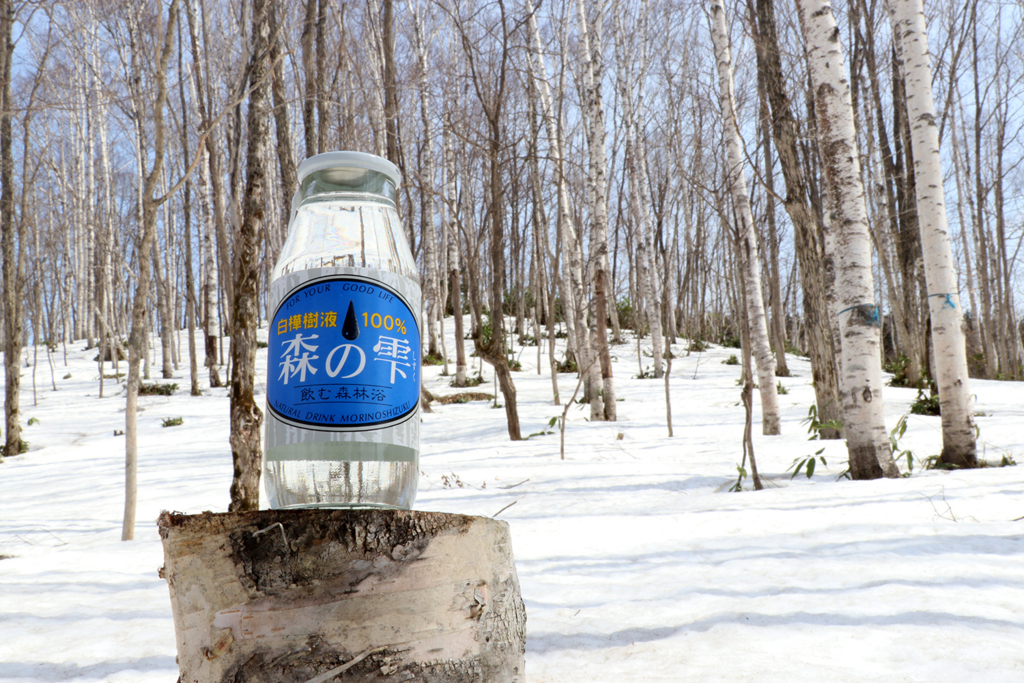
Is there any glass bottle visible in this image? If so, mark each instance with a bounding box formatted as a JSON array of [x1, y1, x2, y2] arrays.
[[263, 151, 420, 509]]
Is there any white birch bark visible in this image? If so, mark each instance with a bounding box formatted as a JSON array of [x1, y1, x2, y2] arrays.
[[158, 510, 525, 683], [887, 0, 977, 466], [821, 209, 842, 367], [442, 123, 467, 386], [525, 0, 588, 390], [708, 0, 780, 435], [365, 0, 388, 159], [949, 121, 981, 364], [123, 4, 146, 539], [614, 0, 664, 380], [183, 0, 227, 384], [198, 148, 221, 386], [412, 4, 441, 359], [0, 0, 20, 460], [437, 122, 450, 379], [525, 77, 561, 404], [123, 0, 179, 539], [664, 216, 680, 346], [93, 75, 113, 393], [228, 0, 270, 511], [95, 62, 117, 384], [797, 0, 897, 477], [634, 129, 665, 380], [156, 177, 174, 378], [72, 55, 90, 343], [80, 43, 96, 348], [576, 0, 615, 420]]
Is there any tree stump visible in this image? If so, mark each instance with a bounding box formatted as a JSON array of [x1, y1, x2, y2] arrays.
[[157, 509, 526, 683]]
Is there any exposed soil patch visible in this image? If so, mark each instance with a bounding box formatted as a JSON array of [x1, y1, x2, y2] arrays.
[[436, 392, 494, 405]]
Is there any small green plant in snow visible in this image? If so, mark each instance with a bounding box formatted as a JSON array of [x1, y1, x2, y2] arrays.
[[140, 382, 177, 396], [689, 338, 709, 352], [729, 465, 748, 492], [909, 389, 941, 416], [802, 403, 842, 440], [788, 448, 828, 479], [889, 414, 917, 475]]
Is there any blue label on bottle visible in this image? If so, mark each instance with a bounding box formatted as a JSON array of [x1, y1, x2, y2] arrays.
[[267, 274, 420, 430]]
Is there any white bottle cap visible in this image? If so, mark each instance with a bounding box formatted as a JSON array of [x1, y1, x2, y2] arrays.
[[297, 151, 401, 187]]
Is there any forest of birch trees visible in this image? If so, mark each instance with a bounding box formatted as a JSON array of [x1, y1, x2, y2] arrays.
[[2, 0, 1023, 484]]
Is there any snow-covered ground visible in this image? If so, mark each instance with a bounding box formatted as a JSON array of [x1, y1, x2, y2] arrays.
[[1, 322, 1022, 682]]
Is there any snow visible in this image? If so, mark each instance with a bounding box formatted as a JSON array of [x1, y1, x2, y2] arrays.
[[2, 325, 1023, 682]]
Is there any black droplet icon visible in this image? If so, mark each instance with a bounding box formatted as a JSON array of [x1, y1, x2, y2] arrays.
[[342, 301, 360, 340]]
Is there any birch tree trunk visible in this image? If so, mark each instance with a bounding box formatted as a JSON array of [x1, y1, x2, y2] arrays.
[[382, 0, 399, 174], [443, 122, 468, 387], [948, 123, 981, 373], [525, 0, 588, 394], [969, 19, 998, 381], [756, 75, 790, 379], [576, 0, 616, 420], [182, 180, 201, 396], [532, 179, 554, 402], [797, 0, 898, 479], [457, 1, 522, 441], [78, 47, 95, 350], [268, 0, 298, 260], [366, 0, 388, 158], [301, 0, 318, 158], [184, 0, 224, 387], [614, 1, 663, 380], [198, 149, 222, 388], [524, 80, 560, 404], [123, 0, 180, 540], [158, 509, 525, 683], [314, 0, 328, 154], [152, 232, 175, 379], [854, 0, 927, 387], [633, 131, 664, 380], [991, 103, 1021, 380], [413, 4, 441, 360], [887, 0, 977, 467], [736, 272, 765, 490], [1, 0, 20, 460], [460, 174, 484, 360], [229, 0, 270, 511], [708, 0, 780, 435], [95, 38, 116, 391]]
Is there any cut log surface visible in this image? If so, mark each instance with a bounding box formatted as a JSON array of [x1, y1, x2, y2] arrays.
[[157, 509, 526, 683]]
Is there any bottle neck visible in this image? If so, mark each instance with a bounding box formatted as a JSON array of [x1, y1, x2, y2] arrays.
[[291, 170, 397, 227], [300, 168, 397, 203], [274, 197, 415, 282]]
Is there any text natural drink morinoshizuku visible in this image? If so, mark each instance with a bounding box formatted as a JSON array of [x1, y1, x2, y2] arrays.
[[263, 151, 420, 509]]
